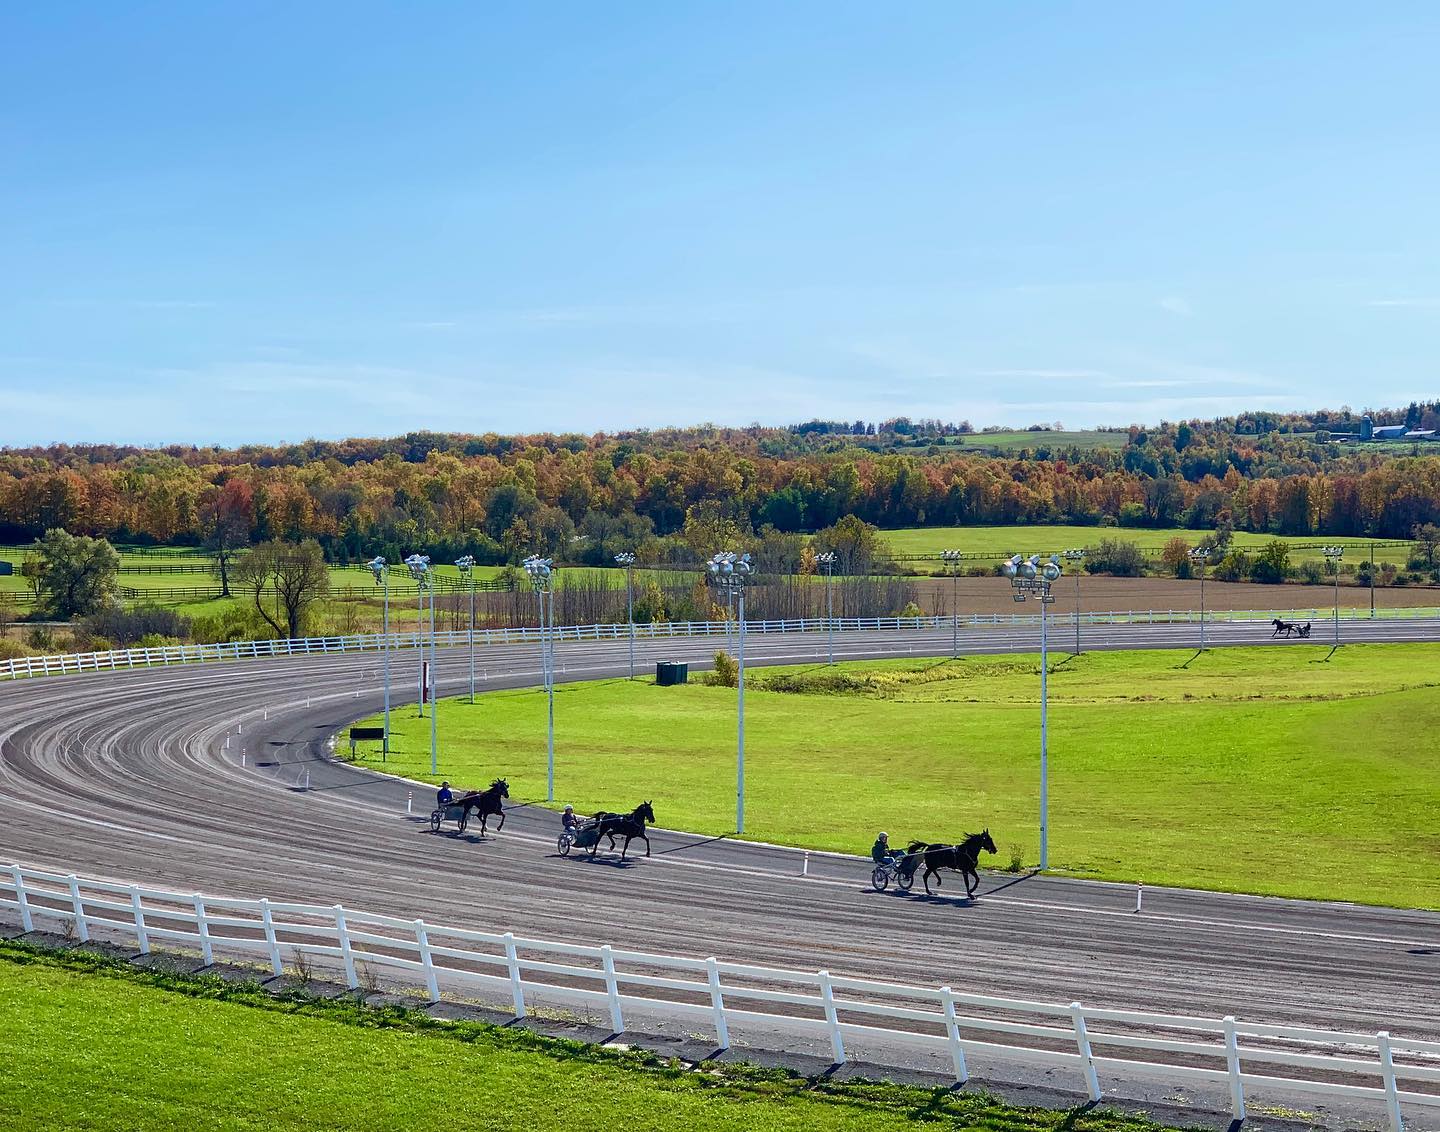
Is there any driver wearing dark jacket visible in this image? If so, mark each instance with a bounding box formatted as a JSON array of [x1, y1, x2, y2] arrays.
[[436, 782, 454, 807]]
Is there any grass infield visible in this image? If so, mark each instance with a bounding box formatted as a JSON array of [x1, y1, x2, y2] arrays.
[[0, 942, 1183, 1132], [353, 644, 1440, 910]]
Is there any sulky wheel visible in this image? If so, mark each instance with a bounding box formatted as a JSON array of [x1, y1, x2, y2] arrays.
[[897, 869, 915, 892], [430, 810, 442, 833], [557, 833, 573, 856], [871, 866, 891, 892]]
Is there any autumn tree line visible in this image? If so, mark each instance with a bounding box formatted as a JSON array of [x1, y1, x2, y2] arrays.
[[4, 407, 1440, 566]]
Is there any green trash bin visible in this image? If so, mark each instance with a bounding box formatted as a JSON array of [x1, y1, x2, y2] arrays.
[[655, 661, 688, 686]]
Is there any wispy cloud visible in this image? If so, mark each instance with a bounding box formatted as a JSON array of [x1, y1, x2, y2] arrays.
[[1366, 298, 1440, 308], [1157, 296, 1192, 316]]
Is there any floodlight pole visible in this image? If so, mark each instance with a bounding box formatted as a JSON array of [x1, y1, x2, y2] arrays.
[[428, 580, 437, 774], [816, 551, 837, 664], [1369, 542, 1376, 618], [1039, 593, 1049, 870], [616, 553, 636, 679], [524, 555, 557, 801], [708, 551, 753, 833], [1004, 553, 1063, 871], [415, 578, 426, 718], [456, 557, 477, 703], [1323, 546, 1344, 647], [368, 557, 391, 754], [405, 554, 438, 774], [1189, 548, 1211, 650], [942, 550, 961, 658], [1063, 549, 1085, 655]]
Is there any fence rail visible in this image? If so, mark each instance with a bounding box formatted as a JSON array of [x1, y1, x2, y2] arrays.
[[0, 863, 1431, 1130], [2, 610, 1437, 682]]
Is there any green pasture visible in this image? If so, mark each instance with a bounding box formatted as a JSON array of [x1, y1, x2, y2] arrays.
[[0, 945, 1172, 1132], [956, 430, 1129, 453], [880, 525, 1416, 564], [354, 645, 1440, 909]]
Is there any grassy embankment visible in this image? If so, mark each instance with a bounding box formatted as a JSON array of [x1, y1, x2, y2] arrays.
[[0, 943, 1184, 1132], [352, 644, 1440, 909]]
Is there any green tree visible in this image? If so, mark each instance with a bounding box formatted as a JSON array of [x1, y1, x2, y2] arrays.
[[1250, 540, 1291, 584], [1413, 523, 1440, 568], [233, 539, 330, 639], [29, 528, 121, 619]]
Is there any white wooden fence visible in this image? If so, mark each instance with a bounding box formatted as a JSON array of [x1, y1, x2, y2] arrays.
[[5, 609, 1433, 682], [2, 863, 1435, 1129]]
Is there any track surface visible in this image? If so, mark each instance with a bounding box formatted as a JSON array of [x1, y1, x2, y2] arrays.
[[2, 620, 1438, 1050]]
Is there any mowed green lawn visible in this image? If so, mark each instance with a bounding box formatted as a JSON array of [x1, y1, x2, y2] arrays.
[[881, 525, 1413, 563], [0, 949, 1175, 1132], [355, 645, 1440, 909]]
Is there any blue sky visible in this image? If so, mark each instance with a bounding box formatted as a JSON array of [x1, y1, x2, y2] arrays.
[[3, 2, 1438, 445]]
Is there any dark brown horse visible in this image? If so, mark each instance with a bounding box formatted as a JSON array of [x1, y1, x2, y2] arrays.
[[904, 830, 997, 898], [457, 778, 509, 836], [592, 801, 655, 859]]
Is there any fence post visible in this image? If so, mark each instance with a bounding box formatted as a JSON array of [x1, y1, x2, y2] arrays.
[[706, 957, 730, 1049], [130, 887, 150, 954], [9, 865, 33, 933], [503, 932, 526, 1018], [67, 874, 90, 942], [192, 895, 213, 965], [1219, 1015, 1247, 1121], [260, 898, 283, 978], [600, 944, 624, 1034], [818, 970, 845, 1065], [941, 987, 968, 1083], [1069, 1002, 1102, 1101], [414, 919, 440, 1003], [1377, 1032, 1404, 1132], [334, 906, 358, 988]]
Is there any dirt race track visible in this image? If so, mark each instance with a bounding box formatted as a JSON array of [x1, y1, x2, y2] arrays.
[[2, 620, 1439, 1127]]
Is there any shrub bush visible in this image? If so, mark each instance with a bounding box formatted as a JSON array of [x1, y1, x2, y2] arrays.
[[81, 604, 192, 647], [706, 650, 738, 688], [1086, 538, 1146, 577]]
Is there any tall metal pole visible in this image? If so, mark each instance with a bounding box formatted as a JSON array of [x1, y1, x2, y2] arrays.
[[545, 586, 555, 800], [369, 558, 391, 754], [416, 581, 425, 718], [708, 551, 752, 834], [827, 566, 834, 665], [616, 553, 636, 679], [737, 585, 746, 834], [1004, 553, 1062, 873], [525, 555, 557, 802], [467, 576, 475, 703], [428, 582, 438, 775], [1323, 546, 1344, 648], [1039, 595, 1049, 871], [1199, 564, 1206, 650], [1370, 541, 1376, 618]]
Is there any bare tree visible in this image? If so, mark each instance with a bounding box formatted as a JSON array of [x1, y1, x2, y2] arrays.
[[233, 540, 330, 639]]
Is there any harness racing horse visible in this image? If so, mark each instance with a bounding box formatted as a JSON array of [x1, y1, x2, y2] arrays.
[[905, 830, 997, 898], [592, 801, 656, 859], [457, 778, 509, 836], [1271, 618, 1312, 639]]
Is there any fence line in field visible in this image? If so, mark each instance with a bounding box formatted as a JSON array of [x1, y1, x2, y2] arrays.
[[3, 609, 1438, 682], [1, 863, 1433, 1130]]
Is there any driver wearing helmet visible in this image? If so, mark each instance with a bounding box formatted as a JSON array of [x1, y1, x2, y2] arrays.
[[871, 831, 896, 864], [561, 804, 582, 833], [436, 781, 454, 807]]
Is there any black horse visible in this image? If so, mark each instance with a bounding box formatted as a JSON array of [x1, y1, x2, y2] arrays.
[[905, 830, 997, 898], [457, 778, 509, 836], [592, 801, 655, 859], [1271, 618, 1312, 638]]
